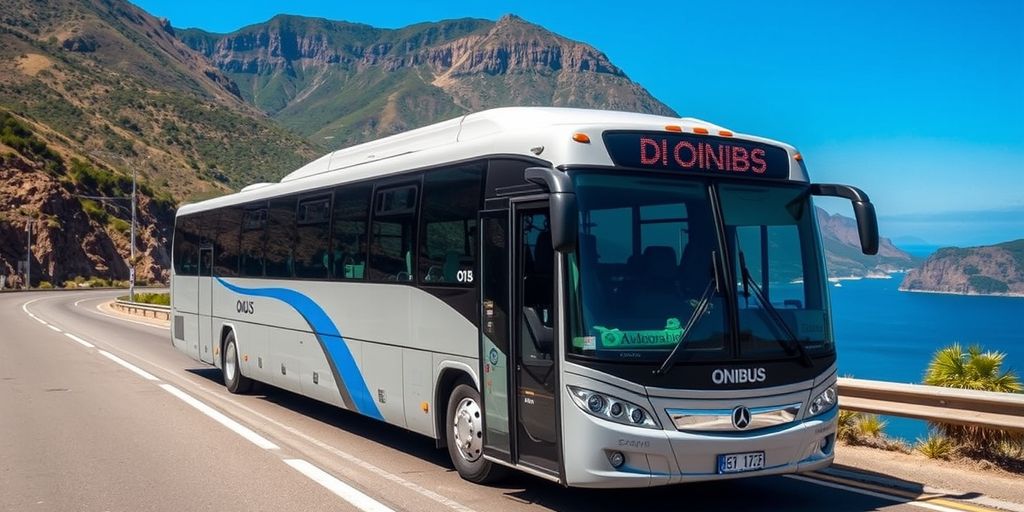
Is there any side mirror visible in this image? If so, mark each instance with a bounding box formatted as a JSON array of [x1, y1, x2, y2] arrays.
[[525, 167, 578, 253], [810, 183, 879, 255]]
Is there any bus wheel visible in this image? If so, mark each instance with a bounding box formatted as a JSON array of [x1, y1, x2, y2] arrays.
[[223, 331, 252, 394], [445, 383, 505, 483]]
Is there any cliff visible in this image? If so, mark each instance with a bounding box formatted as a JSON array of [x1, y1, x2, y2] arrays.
[[816, 208, 917, 278], [900, 240, 1024, 296], [178, 14, 676, 145]]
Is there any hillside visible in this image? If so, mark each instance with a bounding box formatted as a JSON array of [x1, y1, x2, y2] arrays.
[[0, 0, 319, 284], [900, 240, 1024, 296], [178, 14, 676, 146], [816, 208, 918, 278]]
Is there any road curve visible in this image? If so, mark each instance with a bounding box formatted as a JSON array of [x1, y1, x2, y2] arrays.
[[0, 290, 989, 512]]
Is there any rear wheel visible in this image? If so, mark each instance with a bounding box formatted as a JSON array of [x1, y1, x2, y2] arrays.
[[445, 382, 505, 484], [223, 332, 252, 394]]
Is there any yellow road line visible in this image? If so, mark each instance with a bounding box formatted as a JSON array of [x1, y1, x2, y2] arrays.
[[805, 471, 1000, 512]]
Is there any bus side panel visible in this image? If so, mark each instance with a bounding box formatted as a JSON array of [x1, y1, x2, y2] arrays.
[[402, 348, 434, 437], [171, 275, 200, 361], [363, 343, 405, 426], [234, 320, 268, 384], [299, 330, 345, 408], [410, 287, 477, 357], [269, 327, 305, 395]]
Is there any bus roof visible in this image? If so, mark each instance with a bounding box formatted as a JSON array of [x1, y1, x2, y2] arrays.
[[178, 107, 802, 216]]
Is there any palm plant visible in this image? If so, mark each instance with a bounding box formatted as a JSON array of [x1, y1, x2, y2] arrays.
[[923, 343, 1022, 451]]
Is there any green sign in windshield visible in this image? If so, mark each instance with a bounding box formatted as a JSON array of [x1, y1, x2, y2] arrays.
[[573, 318, 684, 351]]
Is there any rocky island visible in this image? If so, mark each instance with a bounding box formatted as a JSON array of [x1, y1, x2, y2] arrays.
[[900, 240, 1024, 297]]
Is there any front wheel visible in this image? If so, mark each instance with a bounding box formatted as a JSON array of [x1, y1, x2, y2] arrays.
[[223, 332, 252, 394], [445, 383, 505, 484]]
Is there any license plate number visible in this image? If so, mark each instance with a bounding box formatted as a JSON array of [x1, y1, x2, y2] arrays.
[[717, 451, 765, 474]]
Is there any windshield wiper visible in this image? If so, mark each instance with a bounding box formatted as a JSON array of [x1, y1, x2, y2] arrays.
[[738, 252, 813, 367], [654, 252, 719, 376]]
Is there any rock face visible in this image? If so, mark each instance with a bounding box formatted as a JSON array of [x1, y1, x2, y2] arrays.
[[816, 208, 917, 278], [900, 241, 1024, 296], [178, 14, 677, 145], [0, 149, 172, 286]]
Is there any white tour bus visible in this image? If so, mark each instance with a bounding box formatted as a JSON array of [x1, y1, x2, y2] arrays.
[[170, 107, 879, 487]]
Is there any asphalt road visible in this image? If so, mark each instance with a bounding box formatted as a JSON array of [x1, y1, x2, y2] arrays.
[[0, 290, 994, 512]]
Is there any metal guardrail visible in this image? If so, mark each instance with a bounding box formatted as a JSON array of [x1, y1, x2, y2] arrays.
[[838, 377, 1024, 433], [113, 299, 171, 321]]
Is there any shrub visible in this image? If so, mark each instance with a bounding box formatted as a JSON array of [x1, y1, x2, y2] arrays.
[[38, 280, 53, 289], [855, 414, 887, 438], [924, 343, 1022, 452], [916, 434, 953, 460]]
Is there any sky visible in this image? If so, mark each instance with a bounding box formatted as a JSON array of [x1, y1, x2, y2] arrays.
[[135, 0, 1024, 246]]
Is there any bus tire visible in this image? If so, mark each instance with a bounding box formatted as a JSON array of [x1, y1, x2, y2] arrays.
[[445, 382, 506, 484], [223, 331, 252, 394]]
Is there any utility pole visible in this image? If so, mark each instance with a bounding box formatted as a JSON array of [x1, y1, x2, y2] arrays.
[[25, 219, 32, 289], [130, 166, 136, 302]]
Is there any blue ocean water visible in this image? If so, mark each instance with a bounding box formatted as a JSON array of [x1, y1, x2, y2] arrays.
[[830, 273, 1024, 442]]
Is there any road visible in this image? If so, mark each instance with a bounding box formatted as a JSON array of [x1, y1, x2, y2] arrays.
[[0, 290, 1000, 512]]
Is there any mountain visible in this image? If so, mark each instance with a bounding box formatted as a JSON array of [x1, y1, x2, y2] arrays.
[[899, 240, 1024, 296], [0, 0, 318, 284], [816, 208, 918, 278], [177, 14, 676, 146]]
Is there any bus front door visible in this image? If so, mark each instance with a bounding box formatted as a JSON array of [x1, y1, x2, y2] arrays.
[[479, 204, 561, 478], [197, 247, 215, 364]]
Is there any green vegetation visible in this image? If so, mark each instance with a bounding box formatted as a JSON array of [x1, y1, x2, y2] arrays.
[[854, 414, 887, 438], [968, 275, 1009, 294], [120, 292, 170, 306], [0, 109, 63, 172], [69, 158, 132, 197], [915, 434, 954, 460], [923, 343, 1023, 469]]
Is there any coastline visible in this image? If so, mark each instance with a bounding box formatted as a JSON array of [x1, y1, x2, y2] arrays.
[[897, 287, 1024, 299]]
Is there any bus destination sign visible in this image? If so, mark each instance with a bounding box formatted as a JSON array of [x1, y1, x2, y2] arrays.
[[603, 131, 790, 179]]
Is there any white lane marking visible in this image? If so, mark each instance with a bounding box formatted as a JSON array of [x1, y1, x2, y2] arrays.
[[284, 459, 395, 512], [183, 383, 480, 512], [98, 350, 160, 381], [159, 384, 279, 450], [64, 333, 96, 348], [46, 324, 62, 333], [36, 294, 474, 512], [786, 474, 965, 512], [33, 316, 47, 325], [91, 303, 168, 331]]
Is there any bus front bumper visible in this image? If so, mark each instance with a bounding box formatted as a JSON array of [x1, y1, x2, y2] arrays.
[[561, 401, 837, 488]]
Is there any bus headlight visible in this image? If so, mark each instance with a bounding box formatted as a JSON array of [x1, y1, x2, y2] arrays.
[[807, 384, 837, 417], [567, 386, 660, 429]]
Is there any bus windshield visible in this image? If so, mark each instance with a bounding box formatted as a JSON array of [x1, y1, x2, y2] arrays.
[[567, 172, 832, 364]]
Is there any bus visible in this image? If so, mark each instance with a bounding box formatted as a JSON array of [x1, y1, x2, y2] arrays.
[[170, 107, 878, 488]]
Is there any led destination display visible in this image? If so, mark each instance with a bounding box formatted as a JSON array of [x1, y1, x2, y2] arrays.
[[603, 131, 790, 179]]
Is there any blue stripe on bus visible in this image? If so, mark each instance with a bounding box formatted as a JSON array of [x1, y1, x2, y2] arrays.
[[215, 278, 383, 421]]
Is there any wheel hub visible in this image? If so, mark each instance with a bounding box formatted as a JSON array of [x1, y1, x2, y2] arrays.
[[453, 397, 483, 462], [225, 343, 237, 381]]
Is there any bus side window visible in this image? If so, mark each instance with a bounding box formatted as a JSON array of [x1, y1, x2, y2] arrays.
[[265, 196, 297, 278], [294, 195, 332, 279], [240, 204, 267, 278], [369, 183, 418, 282], [330, 183, 371, 280], [419, 163, 483, 285]]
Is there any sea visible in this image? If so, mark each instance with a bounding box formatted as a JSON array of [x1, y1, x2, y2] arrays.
[[829, 256, 1024, 442]]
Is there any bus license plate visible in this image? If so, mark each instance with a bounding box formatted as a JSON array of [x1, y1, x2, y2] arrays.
[[717, 451, 765, 474]]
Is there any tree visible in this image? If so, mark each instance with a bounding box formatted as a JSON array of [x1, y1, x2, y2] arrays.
[[923, 343, 1021, 451]]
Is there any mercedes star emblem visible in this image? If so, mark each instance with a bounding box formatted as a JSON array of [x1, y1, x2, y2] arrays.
[[732, 405, 752, 430]]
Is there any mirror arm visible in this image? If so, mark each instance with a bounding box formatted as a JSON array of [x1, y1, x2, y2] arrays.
[[525, 167, 578, 253], [810, 183, 879, 256]]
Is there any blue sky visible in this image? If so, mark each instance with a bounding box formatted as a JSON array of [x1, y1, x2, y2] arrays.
[[137, 0, 1023, 246]]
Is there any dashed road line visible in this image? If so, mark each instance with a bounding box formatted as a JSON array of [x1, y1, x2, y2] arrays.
[[98, 350, 160, 381], [159, 383, 280, 450], [46, 324, 62, 333], [64, 333, 96, 348], [284, 459, 395, 512]]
